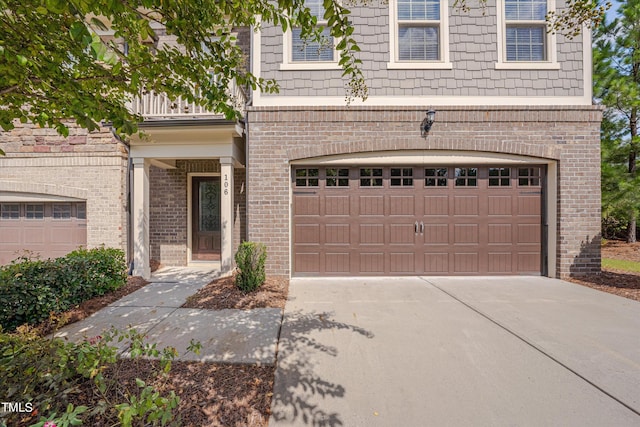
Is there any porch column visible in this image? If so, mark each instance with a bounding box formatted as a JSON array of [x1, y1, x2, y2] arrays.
[[132, 157, 150, 279], [220, 157, 234, 272]]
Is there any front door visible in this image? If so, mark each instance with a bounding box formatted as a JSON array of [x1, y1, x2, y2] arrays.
[[192, 177, 221, 261]]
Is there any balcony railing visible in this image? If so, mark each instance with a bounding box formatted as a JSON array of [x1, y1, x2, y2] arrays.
[[129, 80, 247, 120]]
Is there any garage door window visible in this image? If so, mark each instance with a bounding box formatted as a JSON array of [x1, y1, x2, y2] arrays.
[[455, 167, 478, 187], [360, 168, 383, 187], [77, 203, 86, 219], [326, 168, 349, 187], [295, 168, 319, 187], [425, 168, 448, 187], [489, 167, 511, 187], [25, 204, 44, 220], [390, 168, 413, 187], [53, 204, 72, 220], [518, 167, 541, 186], [1, 204, 19, 219]]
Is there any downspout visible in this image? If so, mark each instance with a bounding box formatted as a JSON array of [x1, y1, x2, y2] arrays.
[[111, 129, 134, 275]]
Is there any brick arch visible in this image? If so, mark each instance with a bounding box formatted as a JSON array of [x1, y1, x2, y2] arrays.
[[286, 136, 561, 162], [0, 180, 89, 200]]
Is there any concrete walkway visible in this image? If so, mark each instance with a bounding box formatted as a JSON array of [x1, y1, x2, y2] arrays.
[[270, 277, 640, 427], [55, 267, 282, 364]]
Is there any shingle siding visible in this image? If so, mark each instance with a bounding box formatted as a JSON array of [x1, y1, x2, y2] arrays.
[[259, 1, 584, 98]]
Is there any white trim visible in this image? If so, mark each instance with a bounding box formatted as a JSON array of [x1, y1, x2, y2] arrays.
[[582, 25, 592, 102], [281, 17, 340, 70], [0, 192, 84, 203], [387, 0, 452, 70], [187, 172, 221, 266], [252, 23, 263, 105], [495, 0, 558, 69], [291, 150, 556, 166], [252, 94, 591, 106]]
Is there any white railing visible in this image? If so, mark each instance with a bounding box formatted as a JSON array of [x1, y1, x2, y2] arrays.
[[129, 80, 246, 119]]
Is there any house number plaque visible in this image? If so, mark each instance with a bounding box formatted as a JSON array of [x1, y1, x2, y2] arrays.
[[224, 174, 229, 196]]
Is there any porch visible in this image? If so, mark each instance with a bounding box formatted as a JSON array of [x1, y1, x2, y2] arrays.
[[129, 124, 245, 279]]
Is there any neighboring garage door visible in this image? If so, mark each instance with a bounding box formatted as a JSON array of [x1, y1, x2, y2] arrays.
[[292, 165, 543, 276], [0, 202, 87, 264]]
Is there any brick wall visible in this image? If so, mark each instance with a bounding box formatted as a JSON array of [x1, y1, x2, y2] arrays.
[[0, 123, 128, 251], [246, 105, 602, 278]]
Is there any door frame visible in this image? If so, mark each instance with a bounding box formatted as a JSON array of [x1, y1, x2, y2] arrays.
[[187, 172, 221, 264]]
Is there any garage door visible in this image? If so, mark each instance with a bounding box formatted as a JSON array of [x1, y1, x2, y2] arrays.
[[0, 202, 87, 264], [292, 165, 543, 276]]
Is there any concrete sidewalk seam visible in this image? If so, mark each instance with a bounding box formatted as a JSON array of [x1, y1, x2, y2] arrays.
[[418, 276, 640, 419]]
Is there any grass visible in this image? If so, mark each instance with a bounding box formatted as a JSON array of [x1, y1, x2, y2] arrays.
[[602, 258, 640, 273]]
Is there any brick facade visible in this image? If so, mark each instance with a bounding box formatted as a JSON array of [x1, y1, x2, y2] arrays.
[[0, 123, 128, 252], [246, 106, 602, 278]]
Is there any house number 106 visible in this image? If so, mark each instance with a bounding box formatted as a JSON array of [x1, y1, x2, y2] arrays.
[[224, 174, 229, 195]]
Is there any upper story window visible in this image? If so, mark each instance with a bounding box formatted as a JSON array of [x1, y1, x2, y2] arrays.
[[388, 0, 451, 69], [496, 0, 559, 69], [281, 0, 340, 70]]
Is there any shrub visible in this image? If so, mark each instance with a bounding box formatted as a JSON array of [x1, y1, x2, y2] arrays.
[[0, 248, 127, 332], [0, 327, 188, 427], [234, 241, 267, 293]]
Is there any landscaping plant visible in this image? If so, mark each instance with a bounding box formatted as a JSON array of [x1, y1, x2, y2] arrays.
[[0, 326, 197, 427], [234, 242, 267, 293], [0, 248, 127, 332]]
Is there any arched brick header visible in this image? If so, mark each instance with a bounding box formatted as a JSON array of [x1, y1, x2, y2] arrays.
[[0, 180, 89, 200], [286, 138, 562, 162]]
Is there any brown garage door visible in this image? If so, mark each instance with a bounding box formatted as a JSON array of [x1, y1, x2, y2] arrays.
[[0, 202, 87, 264], [292, 165, 543, 276]]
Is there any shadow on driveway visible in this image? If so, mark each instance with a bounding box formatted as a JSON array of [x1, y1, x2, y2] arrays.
[[270, 310, 374, 426]]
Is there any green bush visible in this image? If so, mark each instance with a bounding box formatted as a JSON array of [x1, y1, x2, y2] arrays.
[[234, 241, 267, 293], [0, 248, 127, 332], [0, 327, 187, 427]]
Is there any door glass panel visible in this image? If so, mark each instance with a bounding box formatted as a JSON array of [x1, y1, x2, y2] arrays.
[[199, 181, 220, 231]]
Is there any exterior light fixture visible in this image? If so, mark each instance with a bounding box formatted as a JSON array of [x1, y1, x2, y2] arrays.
[[420, 110, 436, 137]]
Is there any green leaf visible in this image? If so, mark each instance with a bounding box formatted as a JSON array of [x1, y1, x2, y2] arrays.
[[16, 55, 27, 66]]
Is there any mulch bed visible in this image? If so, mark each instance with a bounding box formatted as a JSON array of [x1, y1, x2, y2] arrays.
[[566, 240, 640, 303], [32, 273, 287, 427], [73, 359, 274, 427], [182, 274, 289, 310]]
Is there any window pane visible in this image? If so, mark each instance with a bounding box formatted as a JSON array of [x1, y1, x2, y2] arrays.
[[305, 0, 325, 19], [76, 203, 86, 220], [327, 168, 349, 187], [26, 204, 44, 219], [506, 26, 545, 61], [53, 204, 71, 219], [398, 0, 440, 20], [398, 26, 439, 61], [505, 0, 547, 20], [1, 204, 19, 219], [292, 27, 334, 62]]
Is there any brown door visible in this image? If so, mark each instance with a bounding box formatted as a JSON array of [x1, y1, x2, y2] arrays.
[[191, 177, 221, 261], [292, 165, 543, 276]]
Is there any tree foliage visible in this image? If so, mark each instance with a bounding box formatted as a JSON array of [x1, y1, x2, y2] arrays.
[[594, 0, 640, 241], [0, 0, 365, 139], [0, 0, 608, 143]]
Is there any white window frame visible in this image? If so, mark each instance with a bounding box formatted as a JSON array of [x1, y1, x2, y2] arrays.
[[281, 6, 341, 71], [495, 0, 559, 70], [387, 0, 452, 70]]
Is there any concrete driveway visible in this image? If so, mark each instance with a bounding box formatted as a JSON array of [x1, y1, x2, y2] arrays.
[[270, 277, 640, 427]]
